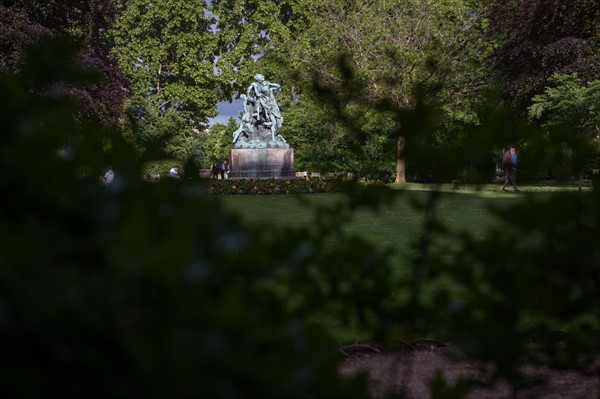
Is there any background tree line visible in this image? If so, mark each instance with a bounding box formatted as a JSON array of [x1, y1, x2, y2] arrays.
[[2, 0, 598, 180]]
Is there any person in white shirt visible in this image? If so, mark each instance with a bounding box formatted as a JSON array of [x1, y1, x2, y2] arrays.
[[169, 166, 180, 179], [103, 167, 115, 185]]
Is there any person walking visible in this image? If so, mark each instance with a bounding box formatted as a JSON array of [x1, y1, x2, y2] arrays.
[[211, 162, 220, 179], [501, 144, 520, 192], [220, 160, 227, 180]]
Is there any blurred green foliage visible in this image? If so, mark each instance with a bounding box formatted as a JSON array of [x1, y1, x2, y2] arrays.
[[3, 36, 600, 399], [0, 39, 386, 398], [428, 188, 600, 392]]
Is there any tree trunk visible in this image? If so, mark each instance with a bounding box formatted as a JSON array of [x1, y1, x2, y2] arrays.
[[395, 134, 406, 184]]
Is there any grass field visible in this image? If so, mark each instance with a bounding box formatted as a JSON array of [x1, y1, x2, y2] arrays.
[[219, 182, 583, 251]]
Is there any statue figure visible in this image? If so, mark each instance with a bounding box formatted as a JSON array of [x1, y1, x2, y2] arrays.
[[232, 94, 253, 144], [232, 73, 287, 148]]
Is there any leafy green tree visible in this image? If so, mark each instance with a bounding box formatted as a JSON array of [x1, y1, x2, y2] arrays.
[[210, 0, 315, 97], [165, 128, 207, 169], [275, 95, 397, 179], [204, 118, 236, 165], [281, 98, 354, 174], [530, 74, 600, 135], [122, 97, 186, 154], [267, 0, 493, 183], [529, 73, 600, 185], [110, 0, 220, 161], [111, 0, 219, 122], [122, 96, 208, 170]]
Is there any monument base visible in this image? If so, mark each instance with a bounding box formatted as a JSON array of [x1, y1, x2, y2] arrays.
[[229, 148, 294, 179]]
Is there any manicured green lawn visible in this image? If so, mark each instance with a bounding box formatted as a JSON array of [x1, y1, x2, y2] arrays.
[[221, 186, 519, 249], [220, 182, 590, 253]]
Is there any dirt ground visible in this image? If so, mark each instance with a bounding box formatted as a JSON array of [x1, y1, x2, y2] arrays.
[[339, 346, 600, 399]]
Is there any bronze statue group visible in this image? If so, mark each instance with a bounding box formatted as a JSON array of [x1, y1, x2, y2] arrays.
[[232, 74, 287, 147]]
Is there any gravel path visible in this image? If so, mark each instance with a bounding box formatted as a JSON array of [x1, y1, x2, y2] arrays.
[[339, 348, 600, 399]]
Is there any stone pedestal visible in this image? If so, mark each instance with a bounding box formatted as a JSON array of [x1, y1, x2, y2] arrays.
[[229, 148, 294, 179]]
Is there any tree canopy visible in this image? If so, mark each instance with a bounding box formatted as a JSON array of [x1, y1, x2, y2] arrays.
[[257, 0, 493, 183], [529, 73, 600, 183], [0, 0, 127, 126], [210, 0, 315, 97], [111, 0, 220, 124], [490, 0, 600, 114], [110, 0, 226, 167]]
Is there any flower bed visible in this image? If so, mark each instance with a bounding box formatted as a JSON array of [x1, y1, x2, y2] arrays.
[[205, 178, 338, 195]]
